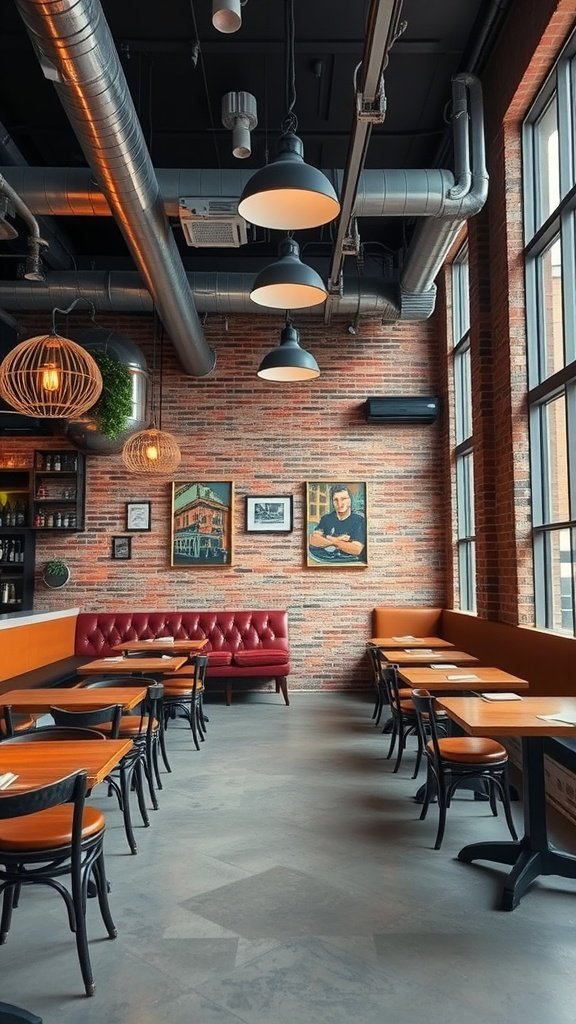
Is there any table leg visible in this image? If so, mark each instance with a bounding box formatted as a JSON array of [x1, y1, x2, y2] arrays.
[[456, 737, 576, 909]]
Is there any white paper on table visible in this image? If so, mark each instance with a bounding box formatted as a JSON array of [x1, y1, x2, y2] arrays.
[[392, 635, 416, 641], [404, 648, 434, 654], [0, 772, 18, 789], [480, 692, 522, 701], [446, 674, 481, 681], [537, 712, 576, 726], [103, 656, 124, 662], [430, 663, 458, 669], [155, 636, 175, 642]]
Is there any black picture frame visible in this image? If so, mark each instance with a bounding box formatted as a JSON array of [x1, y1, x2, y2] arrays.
[[125, 500, 151, 532], [245, 495, 294, 533], [112, 535, 132, 560]]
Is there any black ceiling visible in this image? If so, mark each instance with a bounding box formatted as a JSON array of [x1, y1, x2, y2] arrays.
[[0, 0, 507, 279]]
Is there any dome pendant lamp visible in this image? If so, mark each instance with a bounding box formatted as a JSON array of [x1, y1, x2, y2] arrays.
[[238, 0, 340, 231], [257, 318, 320, 382], [250, 236, 328, 309]]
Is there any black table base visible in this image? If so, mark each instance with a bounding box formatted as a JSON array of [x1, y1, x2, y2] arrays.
[[456, 736, 576, 910]]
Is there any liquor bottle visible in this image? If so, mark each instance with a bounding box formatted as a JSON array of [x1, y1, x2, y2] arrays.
[[46, 454, 52, 471], [8, 540, 15, 562], [54, 453, 61, 472], [4, 501, 12, 527], [0, 505, 3, 528], [16, 501, 25, 526]]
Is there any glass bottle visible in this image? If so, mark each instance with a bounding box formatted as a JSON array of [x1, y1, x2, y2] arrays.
[[54, 453, 61, 472]]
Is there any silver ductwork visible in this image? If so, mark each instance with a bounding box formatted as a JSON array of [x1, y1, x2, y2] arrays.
[[14, 0, 214, 377]]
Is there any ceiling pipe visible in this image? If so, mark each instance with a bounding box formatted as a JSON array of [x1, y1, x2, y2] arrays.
[[0, 172, 47, 280], [400, 73, 488, 298], [325, 0, 404, 315], [13, 0, 215, 377]]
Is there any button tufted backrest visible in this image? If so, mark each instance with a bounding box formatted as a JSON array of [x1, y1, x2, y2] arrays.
[[75, 611, 289, 657]]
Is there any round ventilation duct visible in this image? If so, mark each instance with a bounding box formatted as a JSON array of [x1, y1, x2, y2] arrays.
[[65, 328, 149, 455]]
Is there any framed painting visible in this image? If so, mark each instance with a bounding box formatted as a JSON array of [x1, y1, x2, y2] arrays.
[[245, 495, 293, 533], [171, 481, 234, 567], [125, 501, 151, 532], [112, 535, 132, 560], [306, 481, 368, 567]]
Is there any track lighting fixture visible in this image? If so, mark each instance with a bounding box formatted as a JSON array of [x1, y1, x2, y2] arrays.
[[222, 92, 258, 159], [212, 0, 243, 34]]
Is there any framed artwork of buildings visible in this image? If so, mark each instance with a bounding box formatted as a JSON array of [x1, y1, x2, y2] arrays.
[[171, 481, 234, 566], [306, 481, 368, 567]]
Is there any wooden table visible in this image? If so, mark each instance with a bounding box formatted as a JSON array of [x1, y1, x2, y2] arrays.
[[113, 639, 208, 655], [369, 636, 454, 649], [397, 666, 529, 692], [79, 656, 187, 676], [0, 687, 148, 714], [0, 738, 133, 792], [381, 649, 479, 667], [436, 696, 576, 910]]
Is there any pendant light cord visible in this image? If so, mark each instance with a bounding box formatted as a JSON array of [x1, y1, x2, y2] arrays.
[[158, 321, 166, 431], [282, 0, 298, 135]]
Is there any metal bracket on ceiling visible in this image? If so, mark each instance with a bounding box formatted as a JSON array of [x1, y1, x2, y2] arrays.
[[356, 78, 387, 124], [341, 219, 360, 257]]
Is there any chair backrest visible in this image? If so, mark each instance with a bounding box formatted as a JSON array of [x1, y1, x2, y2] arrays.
[[3, 725, 107, 743], [377, 659, 405, 714], [411, 688, 443, 761], [0, 769, 87, 823], [0, 705, 36, 740], [366, 645, 381, 688], [49, 704, 123, 738], [78, 675, 158, 688]]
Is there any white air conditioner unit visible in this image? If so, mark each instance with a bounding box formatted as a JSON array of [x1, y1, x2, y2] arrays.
[[178, 198, 248, 248]]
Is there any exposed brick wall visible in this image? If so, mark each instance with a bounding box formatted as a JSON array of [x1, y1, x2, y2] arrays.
[[2, 311, 446, 691]]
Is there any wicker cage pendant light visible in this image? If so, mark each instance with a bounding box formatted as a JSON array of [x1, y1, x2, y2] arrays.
[[0, 331, 103, 418], [122, 315, 182, 474]]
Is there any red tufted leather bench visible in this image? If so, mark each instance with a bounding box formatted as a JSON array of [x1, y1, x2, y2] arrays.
[[74, 611, 290, 706]]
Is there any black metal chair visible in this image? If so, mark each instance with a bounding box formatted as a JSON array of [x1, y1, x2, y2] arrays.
[[411, 688, 518, 850], [367, 645, 386, 724], [161, 655, 209, 762], [48, 704, 148, 855], [380, 661, 436, 777], [3, 726, 106, 743], [0, 770, 116, 997], [75, 676, 164, 800]]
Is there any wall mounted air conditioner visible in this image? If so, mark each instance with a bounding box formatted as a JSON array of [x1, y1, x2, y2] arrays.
[[178, 198, 248, 247], [365, 396, 440, 424]]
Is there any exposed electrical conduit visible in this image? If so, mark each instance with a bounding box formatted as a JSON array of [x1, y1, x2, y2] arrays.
[[14, 0, 214, 377]]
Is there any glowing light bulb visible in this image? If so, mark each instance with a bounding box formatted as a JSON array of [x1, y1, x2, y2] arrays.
[[41, 364, 60, 391], [145, 444, 159, 462]]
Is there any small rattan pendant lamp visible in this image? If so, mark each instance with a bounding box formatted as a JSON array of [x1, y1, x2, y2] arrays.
[[122, 316, 181, 474]]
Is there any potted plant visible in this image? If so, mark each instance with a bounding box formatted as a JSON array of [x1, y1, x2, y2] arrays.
[[43, 559, 71, 589], [90, 349, 133, 439]]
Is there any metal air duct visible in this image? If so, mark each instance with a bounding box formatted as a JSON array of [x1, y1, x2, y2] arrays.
[[14, 0, 214, 378]]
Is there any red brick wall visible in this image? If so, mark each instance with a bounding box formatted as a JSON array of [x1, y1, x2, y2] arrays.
[[2, 311, 446, 690]]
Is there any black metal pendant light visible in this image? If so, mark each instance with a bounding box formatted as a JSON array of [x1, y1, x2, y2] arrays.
[[238, 0, 340, 231], [250, 236, 328, 309], [257, 318, 320, 382]]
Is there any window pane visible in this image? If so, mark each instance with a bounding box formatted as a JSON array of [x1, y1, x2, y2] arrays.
[[534, 95, 560, 226], [458, 541, 476, 613], [455, 347, 472, 443], [542, 395, 569, 522], [545, 528, 574, 632], [452, 257, 470, 342], [536, 237, 564, 379], [456, 452, 475, 538]]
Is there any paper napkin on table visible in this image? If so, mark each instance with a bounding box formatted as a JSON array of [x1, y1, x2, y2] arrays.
[[537, 712, 576, 725], [480, 692, 522, 701], [392, 635, 416, 641], [156, 636, 175, 642], [430, 663, 458, 669], [103, 656, 124, 662], [446, 674, 480, 681], [404, 648, 434, 654], [0, 772, 18, 790]]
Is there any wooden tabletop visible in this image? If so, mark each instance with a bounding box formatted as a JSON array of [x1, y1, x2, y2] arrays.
[[0, 739, 133, 792], [80, 656, 187, 675], [436, 696, 576, 735], [381, 649, 479, 666], [369, 636, 454, 649], [397, 666, 529, 692], [0, 687, 147, 714], [113, 639, 208, 654]]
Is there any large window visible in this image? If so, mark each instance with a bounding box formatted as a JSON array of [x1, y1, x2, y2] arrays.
[[524, 33, 576, 633], [451, 246, 476, 612]]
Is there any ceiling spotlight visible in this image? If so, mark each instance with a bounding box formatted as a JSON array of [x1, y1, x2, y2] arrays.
[[212, 0, 243, 34], [250, 236, 327, 309], [257, 319, 320, 382], [238, 0, 339, 230], [222, 92, 258, 159]]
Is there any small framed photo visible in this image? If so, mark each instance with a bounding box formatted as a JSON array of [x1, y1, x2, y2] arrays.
[[245, 495, 293, 533], [126, 501, 151, 532], [112, 535, 132, 560]]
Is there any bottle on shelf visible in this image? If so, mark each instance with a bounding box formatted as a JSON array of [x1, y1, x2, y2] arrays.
[[54, 453, 61, 472]]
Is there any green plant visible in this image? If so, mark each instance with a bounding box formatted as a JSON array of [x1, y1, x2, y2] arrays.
[[45, 559, 69, 576], [90, 350, 133, 438]]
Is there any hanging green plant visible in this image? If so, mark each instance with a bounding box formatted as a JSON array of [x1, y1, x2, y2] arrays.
[[90, 350, 133, 438]]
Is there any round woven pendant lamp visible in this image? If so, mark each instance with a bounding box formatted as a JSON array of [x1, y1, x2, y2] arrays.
[[122, 426, 181, 474], [0, 332, 103, 418]]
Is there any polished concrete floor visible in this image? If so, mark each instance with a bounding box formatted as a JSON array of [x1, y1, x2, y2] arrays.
[[2, 691, 576, 1022]]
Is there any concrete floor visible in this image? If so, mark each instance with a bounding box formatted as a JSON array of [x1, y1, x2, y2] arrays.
[[2, 691, 576, 1022]]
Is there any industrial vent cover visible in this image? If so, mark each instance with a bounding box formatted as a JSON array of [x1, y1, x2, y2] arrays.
[[178, 198, 248, 248]]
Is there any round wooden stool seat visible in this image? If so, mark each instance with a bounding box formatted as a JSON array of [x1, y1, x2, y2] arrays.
[[432, 736, 508, 764], [0, 806, 105, 852]]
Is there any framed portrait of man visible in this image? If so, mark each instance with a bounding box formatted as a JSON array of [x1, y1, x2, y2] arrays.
[[306, 481, 368, 567]]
